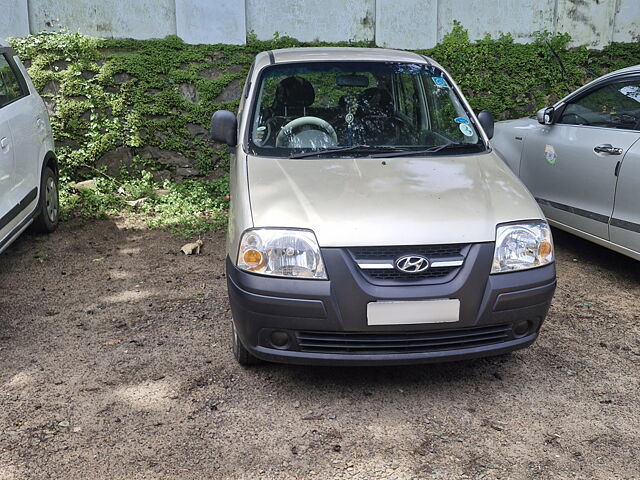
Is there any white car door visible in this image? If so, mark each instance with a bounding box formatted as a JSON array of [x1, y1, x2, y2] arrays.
[[520, 78, 640, 241], [0, 51, 37, 245]]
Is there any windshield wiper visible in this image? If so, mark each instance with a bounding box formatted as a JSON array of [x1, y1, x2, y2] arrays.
[[288, 145, 404, 159], [369, 142, 480, 158]]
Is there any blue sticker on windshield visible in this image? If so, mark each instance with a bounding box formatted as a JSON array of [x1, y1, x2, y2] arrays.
[[431, 76, 449, 88], [459, 124, 474, 137], [454, 117, 469, 124]]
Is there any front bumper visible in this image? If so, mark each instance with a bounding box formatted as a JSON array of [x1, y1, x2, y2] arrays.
[[226, 243, 556, 366]]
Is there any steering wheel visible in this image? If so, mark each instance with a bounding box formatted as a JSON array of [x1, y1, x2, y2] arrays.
[[275, 116, 338, 147]]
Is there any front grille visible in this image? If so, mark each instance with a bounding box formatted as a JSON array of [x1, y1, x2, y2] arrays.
[[347, 243, 469, 283], [349, 244, 465, 259], [363, 266, 457, 280], [296, 325, 511, 354]]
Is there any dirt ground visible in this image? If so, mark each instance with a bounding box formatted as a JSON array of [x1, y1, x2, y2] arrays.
[[0, 217, 638, 480]]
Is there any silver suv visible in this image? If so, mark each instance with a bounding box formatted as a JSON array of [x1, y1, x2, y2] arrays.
[[211, 48, 556, 366], [0, 39, 58, 254]]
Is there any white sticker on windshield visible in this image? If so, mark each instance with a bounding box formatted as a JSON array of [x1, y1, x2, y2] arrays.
[[431, 77, 449, 88], [459, 123, 474, 137]]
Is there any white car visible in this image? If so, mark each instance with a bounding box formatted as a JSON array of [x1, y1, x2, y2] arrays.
[[492, 66, 640, 261], [0, 38, 58, 254]]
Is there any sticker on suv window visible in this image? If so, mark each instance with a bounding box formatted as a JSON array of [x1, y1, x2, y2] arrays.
[[431, 77, 449, 88], [454, 117, 469, 124], [459, 124, 474, 137]]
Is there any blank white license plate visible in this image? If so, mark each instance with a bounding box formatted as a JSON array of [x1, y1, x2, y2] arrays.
[[367, 299, 460, 326]]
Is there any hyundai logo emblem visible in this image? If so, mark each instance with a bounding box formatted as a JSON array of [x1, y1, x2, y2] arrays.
[[395, 255, 430, 273]]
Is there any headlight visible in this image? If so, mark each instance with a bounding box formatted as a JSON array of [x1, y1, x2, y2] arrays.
[[237, 228, 327, 279], [491, 221, 554, 274]]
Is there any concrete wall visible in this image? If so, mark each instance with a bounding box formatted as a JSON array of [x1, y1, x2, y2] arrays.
[[1, 0, 638, 49], [175, 0, 245, 45], [27, 0, 176, 40], [246, 0, 375, 43], [0, 0, 29, 38]]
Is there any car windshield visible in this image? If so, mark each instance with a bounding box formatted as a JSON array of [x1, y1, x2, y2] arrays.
[[248, 61, 485, 157]]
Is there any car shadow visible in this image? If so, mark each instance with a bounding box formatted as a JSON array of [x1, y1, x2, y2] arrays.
[[551, 227, 640, 283]]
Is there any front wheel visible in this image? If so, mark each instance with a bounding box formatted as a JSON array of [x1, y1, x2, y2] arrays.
[[232, 322, 261, 366], [31, 166, 59, 233]]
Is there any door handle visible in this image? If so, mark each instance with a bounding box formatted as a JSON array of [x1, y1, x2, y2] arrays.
[[594, 144, 623, 155], [0, 137, 8, 150]]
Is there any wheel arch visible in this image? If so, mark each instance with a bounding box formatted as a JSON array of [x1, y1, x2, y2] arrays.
[[42, 151, 58, 178]]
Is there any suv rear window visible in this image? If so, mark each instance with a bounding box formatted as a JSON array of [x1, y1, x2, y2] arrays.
[[0, 54, 25, 107]]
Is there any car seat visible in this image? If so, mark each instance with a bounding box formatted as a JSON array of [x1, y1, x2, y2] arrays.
[[271, 76, 315, 117]]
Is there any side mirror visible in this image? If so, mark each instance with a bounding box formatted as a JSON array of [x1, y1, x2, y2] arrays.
[[477, 110, 494, 139], [210, 110, 237, 146], [537, 107, 554, 125]]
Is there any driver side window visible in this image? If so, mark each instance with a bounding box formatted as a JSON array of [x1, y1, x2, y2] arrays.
[[559, 80, 640, 130]]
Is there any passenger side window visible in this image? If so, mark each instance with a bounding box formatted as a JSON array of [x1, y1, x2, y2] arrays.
[[559, 80, 640, 131], [0, 54, 25, 107]]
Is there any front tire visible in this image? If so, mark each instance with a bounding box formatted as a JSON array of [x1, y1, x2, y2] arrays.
[[31, 166, 59, 233], [232, 322, 260, 366]]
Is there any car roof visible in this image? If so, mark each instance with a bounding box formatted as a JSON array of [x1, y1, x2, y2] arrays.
[[252, 47, 438, 72], [595, 64, 640, 80]]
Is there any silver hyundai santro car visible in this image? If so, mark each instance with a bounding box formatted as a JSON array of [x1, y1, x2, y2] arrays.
[[211, 48, 556, 366]]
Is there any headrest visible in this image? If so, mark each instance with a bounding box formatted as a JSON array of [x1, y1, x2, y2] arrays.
[[274, 76, 315, 108]]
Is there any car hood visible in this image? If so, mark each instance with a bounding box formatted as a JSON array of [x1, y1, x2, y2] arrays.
[[246, 152, 543, 247]]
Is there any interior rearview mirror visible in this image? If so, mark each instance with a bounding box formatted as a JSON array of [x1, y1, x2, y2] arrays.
[[477, 110, 494, 139], [336, 74, 369, 87], [211, 110, 238, 146]]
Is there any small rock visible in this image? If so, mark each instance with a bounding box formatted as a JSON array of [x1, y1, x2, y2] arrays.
[[293, 401, 301, 408], [176, 167, 200, 177], [181, 239, 204, 255], [58, 420, 70, 428], [74, 179, 98, 191], [179, 83, 200, 103], [125, 197, 148, 208], [96, 147, 133, 177], [114, 72, 133, 84], [214, 79, 242, 103], [186, 123, 208, 136], [72, 427, 82, 433]]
